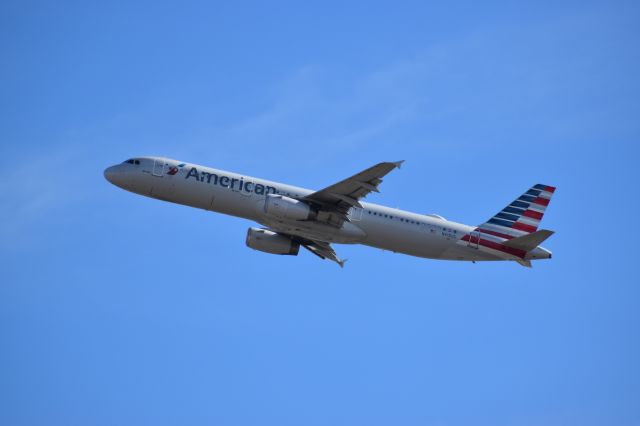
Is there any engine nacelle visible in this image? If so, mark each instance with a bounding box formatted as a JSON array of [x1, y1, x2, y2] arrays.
[[264, 194, 314, 221], [245, 227, 300, 255]]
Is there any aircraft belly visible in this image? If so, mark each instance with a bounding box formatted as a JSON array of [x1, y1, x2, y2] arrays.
[[361, 223, 447, 259], [438, 244, 503, 261], [170, 178, 213, 209], [144, 175, 261, 221], [258, 217, 366, 244]]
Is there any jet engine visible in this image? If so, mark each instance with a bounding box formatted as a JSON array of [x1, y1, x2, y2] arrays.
[[264, 194, 315, 221], [245, 227, 300, 255]]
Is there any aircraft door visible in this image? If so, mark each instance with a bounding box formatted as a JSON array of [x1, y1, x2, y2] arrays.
[[152, 159, 165, 177]]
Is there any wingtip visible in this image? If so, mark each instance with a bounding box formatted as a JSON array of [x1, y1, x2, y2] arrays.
[[393, 160, 405, 169], [338, 258, 348, 268]]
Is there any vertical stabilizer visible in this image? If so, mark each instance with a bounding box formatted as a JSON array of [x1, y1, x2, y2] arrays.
[[460, 184, 556, 260], [479, 184, 556, 239]]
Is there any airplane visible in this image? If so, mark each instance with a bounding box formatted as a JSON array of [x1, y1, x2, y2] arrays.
[[104, 157, 556, 268]]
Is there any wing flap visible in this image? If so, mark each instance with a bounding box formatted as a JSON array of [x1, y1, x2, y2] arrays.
[[300, 240, 347, 268]]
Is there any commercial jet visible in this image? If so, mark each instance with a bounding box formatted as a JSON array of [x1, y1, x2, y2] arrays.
[[104, 157, 556, 268]]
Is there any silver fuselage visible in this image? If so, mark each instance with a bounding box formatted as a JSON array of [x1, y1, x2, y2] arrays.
[[105, 157, 551, 263]]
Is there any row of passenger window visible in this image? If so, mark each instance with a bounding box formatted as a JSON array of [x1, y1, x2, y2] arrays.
[[367, 210, 420, 224], [365, 210, 458, 233]]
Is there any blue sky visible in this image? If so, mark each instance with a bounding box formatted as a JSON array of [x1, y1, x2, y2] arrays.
[[1, 1, 639, 425]]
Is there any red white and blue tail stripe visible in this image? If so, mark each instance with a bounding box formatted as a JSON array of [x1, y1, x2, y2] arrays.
[[459, 184, 556, 259], [480, 184, 556, 237]]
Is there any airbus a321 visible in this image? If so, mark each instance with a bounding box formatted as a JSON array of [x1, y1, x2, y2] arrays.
[[105, 157, 556, 268]]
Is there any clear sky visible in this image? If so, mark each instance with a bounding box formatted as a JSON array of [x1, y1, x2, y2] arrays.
[[1, 1, 639, 425]]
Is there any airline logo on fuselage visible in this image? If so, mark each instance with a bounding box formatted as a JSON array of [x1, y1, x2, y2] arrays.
[[167, 163, 186, 175], [185, 167, 277, 195]]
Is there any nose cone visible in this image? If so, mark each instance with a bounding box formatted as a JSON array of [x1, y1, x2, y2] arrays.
[[104, 165, 128, 188], [104, 166, 118, 184]]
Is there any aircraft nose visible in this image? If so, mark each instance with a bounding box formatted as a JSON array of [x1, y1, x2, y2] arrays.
[[104, 165, 124, 186], [104, 166, 116, 183]]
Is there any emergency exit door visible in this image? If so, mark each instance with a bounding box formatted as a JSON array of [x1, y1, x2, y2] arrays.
[[152, 159, 165, 176]]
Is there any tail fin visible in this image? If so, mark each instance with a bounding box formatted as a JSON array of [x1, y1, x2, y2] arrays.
[[479, 184, 556, 238]]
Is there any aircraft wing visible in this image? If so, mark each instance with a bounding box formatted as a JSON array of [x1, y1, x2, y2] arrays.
[[300, 239, 347, 268], [303, 161, 404, 224]]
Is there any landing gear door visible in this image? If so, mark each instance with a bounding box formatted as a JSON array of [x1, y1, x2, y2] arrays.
[[152, 159, 165, 177]]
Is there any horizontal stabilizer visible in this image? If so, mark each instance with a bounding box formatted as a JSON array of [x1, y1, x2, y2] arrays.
[[503, 229, 555, 252]]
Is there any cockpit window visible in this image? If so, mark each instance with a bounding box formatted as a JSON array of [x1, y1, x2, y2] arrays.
[[124, 159, 141, 165]]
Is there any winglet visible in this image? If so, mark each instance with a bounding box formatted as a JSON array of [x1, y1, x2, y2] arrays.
[[393, 160, 405, 169], [338, 258, 348, 268]]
